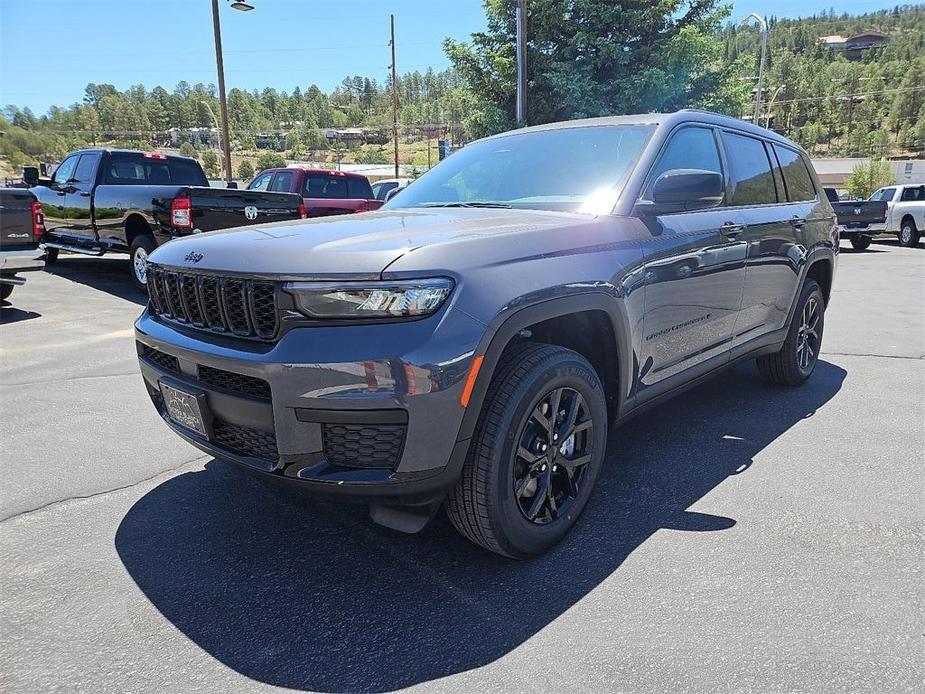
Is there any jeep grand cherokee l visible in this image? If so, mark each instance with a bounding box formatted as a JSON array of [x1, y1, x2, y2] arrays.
[[135, 110, 837, 558]]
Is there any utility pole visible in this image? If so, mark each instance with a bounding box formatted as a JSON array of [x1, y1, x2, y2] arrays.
[[741, 13, 768, 125], [211, 0, 234, 186], [390, 15, 399, 177], [515, 0, 527, 123]]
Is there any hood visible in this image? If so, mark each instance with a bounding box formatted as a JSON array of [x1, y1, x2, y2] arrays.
[[147, 207, 591, 278]]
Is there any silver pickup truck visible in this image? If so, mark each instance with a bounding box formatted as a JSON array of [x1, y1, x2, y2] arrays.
[[0, 188, 45, 303]]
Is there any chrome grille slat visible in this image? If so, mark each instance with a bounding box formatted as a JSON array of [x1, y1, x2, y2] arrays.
[[144, 265, 279, 341]]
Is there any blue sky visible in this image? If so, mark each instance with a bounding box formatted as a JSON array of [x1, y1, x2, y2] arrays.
[[0, 0, 901, 114]]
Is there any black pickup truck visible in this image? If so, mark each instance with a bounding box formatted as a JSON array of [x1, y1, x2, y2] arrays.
[[824, 188, 888, 250], [27, 149, 305, 288], [0, 188, 45, 302]]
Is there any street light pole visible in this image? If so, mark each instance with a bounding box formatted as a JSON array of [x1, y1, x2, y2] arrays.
[[515, 0, 527, 123], [741, 13, 768, 126], [211, 0, 235, 186]]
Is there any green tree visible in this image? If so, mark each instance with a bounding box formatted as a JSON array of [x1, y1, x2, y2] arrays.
[[845, 160, 894, 199], [179, 141, 198, 158], [445, 0, 733, 136], [201, 149, 220, 177], [238, 159, 254, 180], [256, 150, 286, 170]]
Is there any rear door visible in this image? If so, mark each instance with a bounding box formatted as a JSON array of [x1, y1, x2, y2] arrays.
[[717, 131, 800, 341], [637, 125, 748, 394]]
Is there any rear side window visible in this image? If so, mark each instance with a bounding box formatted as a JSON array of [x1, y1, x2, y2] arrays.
[[303, 174, 348, 199], [650, 126, 722, 183], [722, 132, 777, 206], [249, 172, 272, 191], [773, 145, 816, 202], [103, 155, 208, 186], [900, 186, 924, 202], [346, 177, 374, 199], [869, 187, 895, 202], [270, 171, 294, 192]]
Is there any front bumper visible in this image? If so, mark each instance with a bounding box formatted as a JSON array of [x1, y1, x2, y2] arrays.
[[0, 248, 44, 282], [135, 306, 486, 504]]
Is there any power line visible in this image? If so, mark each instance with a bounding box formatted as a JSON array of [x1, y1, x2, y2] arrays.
[[769, 86, 924, 107]]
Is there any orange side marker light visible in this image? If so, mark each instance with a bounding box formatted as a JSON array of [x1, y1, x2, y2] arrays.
[[459, 355, 485, 408]]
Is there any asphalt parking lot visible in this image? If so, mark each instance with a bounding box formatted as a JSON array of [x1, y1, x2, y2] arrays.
[[1, 241, 923, 693]]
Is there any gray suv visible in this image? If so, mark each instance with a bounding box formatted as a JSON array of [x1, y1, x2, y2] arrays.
[[136, 110, 837, 558]]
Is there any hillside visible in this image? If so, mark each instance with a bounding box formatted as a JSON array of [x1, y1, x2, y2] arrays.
[[1, 4, 922, 178]]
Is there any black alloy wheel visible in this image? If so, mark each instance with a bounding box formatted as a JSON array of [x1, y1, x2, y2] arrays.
[[513, 386, 594, 524]]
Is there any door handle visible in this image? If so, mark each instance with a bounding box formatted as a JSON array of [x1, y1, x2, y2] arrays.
[[720, 221, 745, 238], [79, 191, 91, 197], [789, 216, 807, 228]]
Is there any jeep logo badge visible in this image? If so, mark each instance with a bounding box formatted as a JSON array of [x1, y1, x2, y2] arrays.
[[244, 205, 258, 221], [184, 251, 203, 263]]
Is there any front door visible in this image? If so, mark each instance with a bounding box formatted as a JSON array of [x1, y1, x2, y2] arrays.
[[637, 125, 748, 397], [36, 153, 80, 234], [63, 152, 101, 243]]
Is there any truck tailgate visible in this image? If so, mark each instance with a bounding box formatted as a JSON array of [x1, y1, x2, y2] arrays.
[[832, 201, 888, 228], [0, 188, 40, 250], [187, 187, 303, 232]]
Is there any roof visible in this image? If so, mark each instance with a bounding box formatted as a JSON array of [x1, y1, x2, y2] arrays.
[[819, 35, 848, 44], [483, 109, 796, 148], [67, 148, 198, 163], [262, 166, 369, 179]]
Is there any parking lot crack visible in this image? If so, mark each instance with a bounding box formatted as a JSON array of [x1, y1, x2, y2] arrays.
[[1, 370, 139, 387], [822, 351, 925, 360], [0, 454, 210, 524]]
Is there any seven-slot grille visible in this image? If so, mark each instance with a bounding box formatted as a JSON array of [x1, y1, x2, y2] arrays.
[[146, 265, 279, 340]]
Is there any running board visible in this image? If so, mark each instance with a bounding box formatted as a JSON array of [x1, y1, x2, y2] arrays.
[[42, 242, 105, 256]]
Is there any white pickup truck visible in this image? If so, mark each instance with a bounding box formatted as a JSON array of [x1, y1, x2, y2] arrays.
[[868, 184, 925, 247]]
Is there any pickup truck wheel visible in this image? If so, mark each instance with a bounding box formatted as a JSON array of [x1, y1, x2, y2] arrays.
[[898, 220, 920, 248], [43, 247, 58, 265], [1, 284, 13, 301], [445, 343, 608, 558], [129, 235, 156, 290], [850, 235, 872, 250], [757, 279, 825, 387]]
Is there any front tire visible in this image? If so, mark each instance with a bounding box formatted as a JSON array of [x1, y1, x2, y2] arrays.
[[129, 235, 156, 290], [757, 279, 825, 386], [898, 219, 920, 248], [850, 235, 872, 250], [1, 284, 13, 301], [446, 343, 608, 558]]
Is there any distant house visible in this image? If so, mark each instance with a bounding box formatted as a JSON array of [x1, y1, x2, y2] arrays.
[[820, 31, 888, 58]]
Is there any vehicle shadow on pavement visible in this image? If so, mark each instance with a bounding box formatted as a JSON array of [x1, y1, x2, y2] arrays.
[[0, 303, 41, 323], [45, 257, 148, 305], [116, 359, 846, 692]]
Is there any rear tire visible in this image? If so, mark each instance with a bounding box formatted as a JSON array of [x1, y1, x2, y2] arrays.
[[43, 247, 58, 265], [129, 235, 156, 290], [0, 284, 13, 301], [445, 343, 608, 558], [850, 235, 872, 250], [898, 219, 920, 248], [757, 279, 825, 387]]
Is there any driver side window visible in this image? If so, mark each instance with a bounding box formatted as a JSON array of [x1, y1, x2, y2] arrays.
[[649, 126, 723, 192], [248, 172, 272, 191], [52, 155, 79, 186]]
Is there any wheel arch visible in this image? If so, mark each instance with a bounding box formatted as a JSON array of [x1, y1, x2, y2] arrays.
[[457, 292, 633, 443], [125, 214, 154, 248]]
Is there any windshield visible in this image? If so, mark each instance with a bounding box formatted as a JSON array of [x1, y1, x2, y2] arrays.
[[387, 124, 655, 213]]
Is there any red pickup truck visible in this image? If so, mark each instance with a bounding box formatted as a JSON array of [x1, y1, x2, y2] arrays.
[[247, 167, 384, 217]]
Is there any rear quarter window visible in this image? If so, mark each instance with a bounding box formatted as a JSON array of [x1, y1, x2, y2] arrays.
[[103, 155, 208, 186], [773, 145, 816, 202]]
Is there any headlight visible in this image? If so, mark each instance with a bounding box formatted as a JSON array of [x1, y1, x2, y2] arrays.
[[284, 278, 454, 319]]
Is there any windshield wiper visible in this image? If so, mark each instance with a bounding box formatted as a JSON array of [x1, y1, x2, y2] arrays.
[[419, 201, 513, 209]]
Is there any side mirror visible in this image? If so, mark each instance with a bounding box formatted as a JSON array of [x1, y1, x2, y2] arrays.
[[384, 186, 405, 202], [226, 181, 238, 189], [639, 169, 724, 215], [22, 166, 39, 186]]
